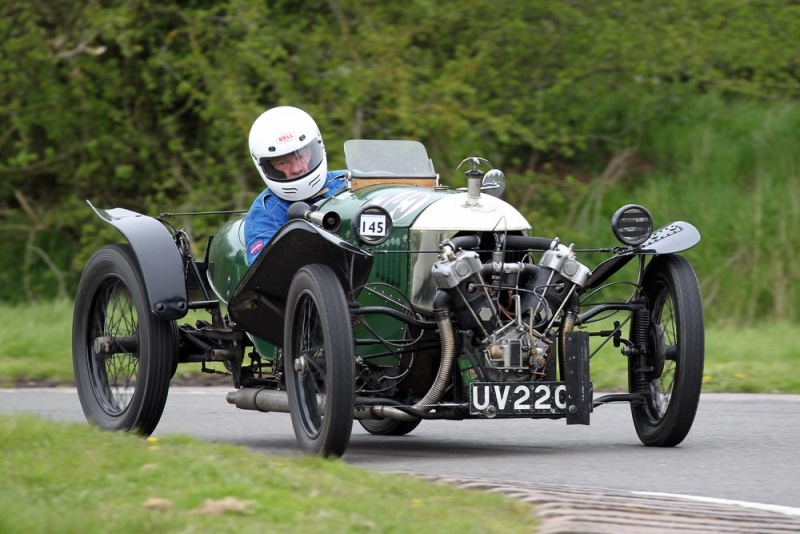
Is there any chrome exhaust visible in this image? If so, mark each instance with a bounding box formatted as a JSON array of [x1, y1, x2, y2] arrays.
[[227, 388, 417, 421], [226, 388, 296, 413]]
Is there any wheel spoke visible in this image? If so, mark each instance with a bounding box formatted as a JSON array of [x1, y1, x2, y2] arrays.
[[649, 380, 669, 417], [299, 297, 321, 353], [89, 278, 140, 415], [294, 293, 327, 437], [108, 282, 138, 407], [304, 353, 327, 385], [89, 283, 115, 408]]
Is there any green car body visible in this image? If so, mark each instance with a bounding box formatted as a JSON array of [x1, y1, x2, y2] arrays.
[[207, 178, 531, 362]]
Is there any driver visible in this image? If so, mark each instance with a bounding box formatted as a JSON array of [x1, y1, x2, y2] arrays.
[[244, 106, 346, 264]]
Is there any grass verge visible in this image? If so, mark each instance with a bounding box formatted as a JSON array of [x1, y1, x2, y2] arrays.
[[0, 414, 535, 533]]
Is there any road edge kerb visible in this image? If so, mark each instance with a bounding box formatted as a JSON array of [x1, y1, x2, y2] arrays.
[[408, 474, 800, 534]]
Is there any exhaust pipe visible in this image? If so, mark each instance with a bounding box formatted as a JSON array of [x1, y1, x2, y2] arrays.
[[353, 404, 418, 421], [227, 388, 420, 421], [226, 388, 300, 413]]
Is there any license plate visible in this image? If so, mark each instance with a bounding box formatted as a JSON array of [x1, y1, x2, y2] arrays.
[[469, 382, 568, 416]]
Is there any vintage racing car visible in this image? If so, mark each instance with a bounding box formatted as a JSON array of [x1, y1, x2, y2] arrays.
[[72, 139, 704, 457]]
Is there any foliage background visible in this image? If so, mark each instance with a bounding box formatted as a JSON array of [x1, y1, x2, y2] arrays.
[[1, 0, 799, 323]]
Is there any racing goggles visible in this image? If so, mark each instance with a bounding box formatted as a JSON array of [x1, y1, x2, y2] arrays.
[[258, 140, 324, 182]]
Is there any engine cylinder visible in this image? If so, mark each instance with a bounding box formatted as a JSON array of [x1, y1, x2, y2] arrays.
[[450, 273, 498, 332], [432, 249, 499, 333]]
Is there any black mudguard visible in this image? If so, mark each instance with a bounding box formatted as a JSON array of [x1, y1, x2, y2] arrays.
[[228, 219, 374, 347], [585, 221, 701, 291], [87, 201, 188, 320]]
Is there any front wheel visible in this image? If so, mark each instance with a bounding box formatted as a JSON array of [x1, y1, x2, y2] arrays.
[[72, 244, 175, 435], [284, 264, 355, 457], [629, 254, 704, 447]]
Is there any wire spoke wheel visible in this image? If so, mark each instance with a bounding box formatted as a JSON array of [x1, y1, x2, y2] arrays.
[[629, 255, 704, 447], [72, 245, 175, 435], [285, 264, 354, 457]]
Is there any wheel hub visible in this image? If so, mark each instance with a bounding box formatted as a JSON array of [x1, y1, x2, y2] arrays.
[[93, 334, 139, 356]]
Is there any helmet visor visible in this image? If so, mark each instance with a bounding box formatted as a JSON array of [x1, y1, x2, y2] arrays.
[[258, 140, 324, 182]]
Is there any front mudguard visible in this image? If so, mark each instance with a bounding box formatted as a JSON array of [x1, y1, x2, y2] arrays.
[[585, 221, 701, 291], [86, 201, 188, 320], [228, 219, 374, 347]]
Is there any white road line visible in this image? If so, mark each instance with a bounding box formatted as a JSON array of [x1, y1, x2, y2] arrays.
[[634, 491, 800, 518]]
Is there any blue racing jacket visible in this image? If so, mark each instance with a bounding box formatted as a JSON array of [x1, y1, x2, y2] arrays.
[[243, 171, 347, 265]]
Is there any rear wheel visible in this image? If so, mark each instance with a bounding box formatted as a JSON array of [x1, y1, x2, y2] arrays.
[[285, 264, 355, 457], [72, 244, 174, 435], [359, 417, 421, 436], [629, 255, 704, 447]]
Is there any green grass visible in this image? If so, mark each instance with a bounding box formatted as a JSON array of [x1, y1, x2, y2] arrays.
[[636, 99, 800, 325], [0, 414, 535, 533], [0, 299, 76, 382], [567, 95, 800, 325], [1, 299, 798, 393]]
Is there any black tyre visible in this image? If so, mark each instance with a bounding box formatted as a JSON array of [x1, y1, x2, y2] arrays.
[[284, 264, 355, 457], [359, 417, 421, 436], [72, 244, 174, 436], [629, 254, 704, 447]]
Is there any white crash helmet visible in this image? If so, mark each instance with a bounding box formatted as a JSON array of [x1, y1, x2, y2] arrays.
[[249, 106, 328, 201]]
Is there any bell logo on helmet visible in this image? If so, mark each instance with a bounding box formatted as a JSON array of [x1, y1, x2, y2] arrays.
[[277, 133, 295, 143]]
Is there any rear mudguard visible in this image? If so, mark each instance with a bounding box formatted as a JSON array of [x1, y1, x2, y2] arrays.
[[585, 221, 700, 291], [87, 201, 188, 320], [228, 219, 374, 347]]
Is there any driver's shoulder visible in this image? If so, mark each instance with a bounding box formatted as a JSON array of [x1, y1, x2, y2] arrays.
[[326, 170, 347, 190], [249, 188, 290, 214]]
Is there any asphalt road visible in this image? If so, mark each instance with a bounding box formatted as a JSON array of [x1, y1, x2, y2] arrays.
[[3, 388, 800, 519]]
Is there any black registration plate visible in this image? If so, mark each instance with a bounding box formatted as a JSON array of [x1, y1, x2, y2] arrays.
[[469, 382, 568, 416]]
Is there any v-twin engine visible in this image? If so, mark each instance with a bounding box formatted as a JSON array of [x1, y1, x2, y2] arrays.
[[431, 237, 589, 382]]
